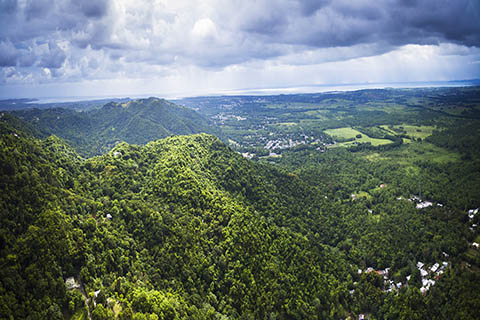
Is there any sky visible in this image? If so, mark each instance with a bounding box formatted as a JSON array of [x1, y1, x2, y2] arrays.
[[1, 0, 480, 99]]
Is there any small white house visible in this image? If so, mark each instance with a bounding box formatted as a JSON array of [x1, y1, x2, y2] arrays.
[[416, 201, 433, 209], [65, 277, 80, 290], [468, 208, 479, 219]]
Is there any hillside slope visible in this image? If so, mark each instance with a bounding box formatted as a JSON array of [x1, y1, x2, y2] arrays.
[[8, 97, 216, 156], [0, 132, 351, 319], [1, 130, 479, 319]]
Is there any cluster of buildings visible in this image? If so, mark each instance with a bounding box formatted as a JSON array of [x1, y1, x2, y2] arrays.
[[407, 195, 434, 209], [237, 134, 329, 157], [416, 201, 433, 209], [354, 260, 449, 296], [415, 261, 448, 294], [264, 138, 307, 150], [355, 259, 449, 319], [212, 113, 246, 124], [356, 267, 397, 292]]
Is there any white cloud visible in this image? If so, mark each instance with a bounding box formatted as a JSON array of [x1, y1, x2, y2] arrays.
[[192, 18, 217, 39]]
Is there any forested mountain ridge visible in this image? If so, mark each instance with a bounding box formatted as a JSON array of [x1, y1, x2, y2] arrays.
[[0, 131, 350, 319], [1, 125, 479, 319], [6, 97, 215, 157]]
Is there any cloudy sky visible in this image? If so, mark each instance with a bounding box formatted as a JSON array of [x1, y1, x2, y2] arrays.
[[1, 0, 480, 99]]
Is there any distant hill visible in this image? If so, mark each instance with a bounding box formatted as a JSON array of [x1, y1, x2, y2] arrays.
[[7, 97, 217, 156], [0, 97, 130, 111]]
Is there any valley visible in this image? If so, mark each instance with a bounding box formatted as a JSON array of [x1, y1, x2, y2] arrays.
[[176, 87, 480, 159]]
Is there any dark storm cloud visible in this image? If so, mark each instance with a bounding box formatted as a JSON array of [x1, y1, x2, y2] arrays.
[[40, 41, 66, 69], [298, 0, 331, 16], [235, 3, 289, 36], [0, 0, 112, 83], [231, 0, 480, 51], [0, 0, 479, 87], [25, 0, 51, 21], [0, 42, 17, 67], [0, 0, 17, 14], [78, 0, 109, 18], [0, 0, 112, 45], [2, 0, 479, 61], [0, 41, 36, 67], [385, 0, 477, 44]]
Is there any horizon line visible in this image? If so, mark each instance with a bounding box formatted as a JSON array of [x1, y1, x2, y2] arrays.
[[3, 79, 479, 104]]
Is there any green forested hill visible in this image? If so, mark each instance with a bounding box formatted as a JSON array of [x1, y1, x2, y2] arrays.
[[8, 97, 215, 157], [0, 132, 350, 319], [1, 128, 479, 319]]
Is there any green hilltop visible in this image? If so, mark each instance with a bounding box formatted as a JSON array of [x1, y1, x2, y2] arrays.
[[0, 132, 348, 319], [1, 130, 479, 319], [10, 97, 216, 157]]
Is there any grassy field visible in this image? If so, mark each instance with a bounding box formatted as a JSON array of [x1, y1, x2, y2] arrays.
[[380, 124, 435, 140], [324, 127, 360, 139], [364, 142, 460, 171], [325, 127, 392, 147]]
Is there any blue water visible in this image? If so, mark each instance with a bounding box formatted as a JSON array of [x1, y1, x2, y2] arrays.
[[29, 80, 479, 104]]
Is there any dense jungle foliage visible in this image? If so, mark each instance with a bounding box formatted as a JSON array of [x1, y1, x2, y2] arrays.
[[1, 88, 480, 319]]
